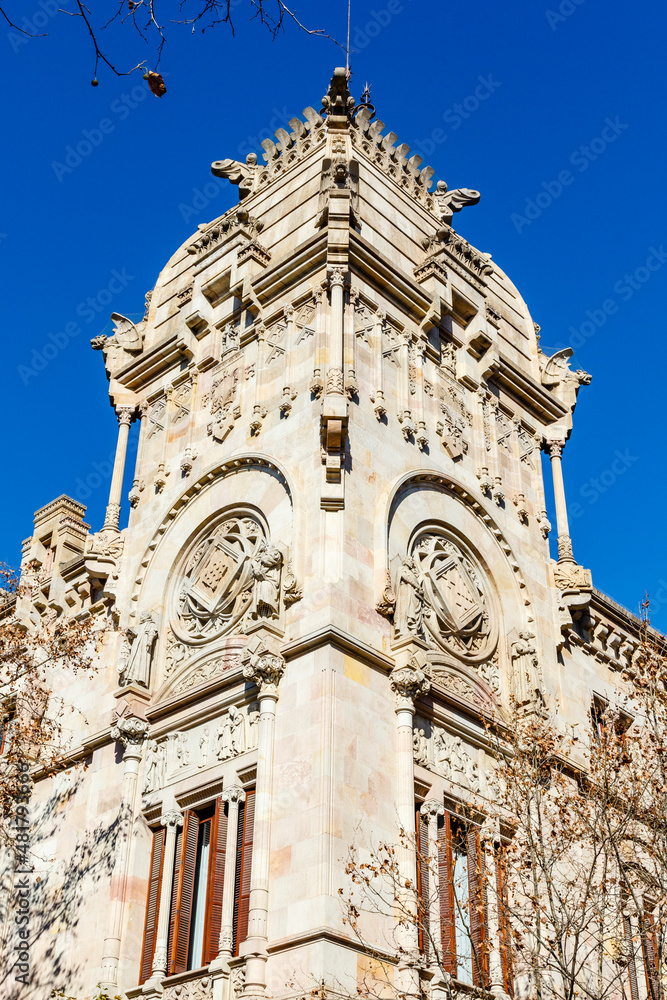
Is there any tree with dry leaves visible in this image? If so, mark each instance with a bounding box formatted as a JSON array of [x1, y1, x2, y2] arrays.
[[340, 605, 667, 1000], [1, 1, 341, 89], [0, 564, 104, 853]]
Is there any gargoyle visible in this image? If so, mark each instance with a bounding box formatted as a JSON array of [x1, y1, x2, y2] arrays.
[[211, 153, 258, 200], [91, 313, 144, 374], [433, 180, 481, 225]]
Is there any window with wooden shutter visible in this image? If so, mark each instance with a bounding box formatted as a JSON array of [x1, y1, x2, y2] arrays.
[[437, 812, 489, 988], [496, 844, 513, 997], [438, 812, 456, 975], [203, 797, 228, 964], [416, 805, 430, 958], [169, 810, 200, 975], [625, 913, 640, 1000], [642, 912, 660, 1000], [139, 827, 165, 984], [235, 789, 255, 954], [466, 827, 487, 987]]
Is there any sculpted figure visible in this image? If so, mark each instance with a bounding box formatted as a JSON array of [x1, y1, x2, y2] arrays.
[[511, 630, 544, 707], [216, 715, 232, 761], [433, 180, 481, 226], [157, 742, 167, 787], [251, 543, 282, 620], [144, 740, 160, 793], [229, 706, 246, 756], [123, 613, 158, 688], [394, 556, 423, 635], [199, 726, 210, 768], [176, 731, 190, 767]]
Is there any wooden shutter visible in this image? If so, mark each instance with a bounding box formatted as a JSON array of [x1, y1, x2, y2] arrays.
[[139, 827, 165, 984], [169, 811, 199, 976], [467, 827, 487, 987], [166, 824, 183, 969], [437, 812, 456, 974], [235, 789, 255, 953], [642, 913, 660, 1000], [625, 914, 640, 1000], [496, 845, 513, 997], [203, 797, 228, 964], [416, 805, 430, 958]]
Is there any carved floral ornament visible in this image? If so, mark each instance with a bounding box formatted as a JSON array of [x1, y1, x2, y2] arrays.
[[392, 530, 498, 665], [170, 513, 300, 647]]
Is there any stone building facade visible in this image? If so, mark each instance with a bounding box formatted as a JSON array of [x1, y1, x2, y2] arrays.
[[0, 69, 652, 1000]]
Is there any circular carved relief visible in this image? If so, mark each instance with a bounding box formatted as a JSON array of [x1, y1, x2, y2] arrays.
[[394, 530, 497, 664], [171, 514, 282, 646]]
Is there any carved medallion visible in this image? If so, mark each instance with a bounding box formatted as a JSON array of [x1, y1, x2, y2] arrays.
[[172, 515, 283, 645], [394, 531, 497, 664]]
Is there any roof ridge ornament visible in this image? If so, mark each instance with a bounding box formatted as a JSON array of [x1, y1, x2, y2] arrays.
[[321, 66, 355, 123]]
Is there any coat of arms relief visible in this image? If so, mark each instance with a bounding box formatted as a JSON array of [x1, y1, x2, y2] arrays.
[[391, 530, 500, 702], [159, 513, 301, 692]]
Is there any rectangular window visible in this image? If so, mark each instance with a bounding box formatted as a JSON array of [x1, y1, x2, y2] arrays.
[[139, 789, 254, 984], [438, 812, 487, 988]]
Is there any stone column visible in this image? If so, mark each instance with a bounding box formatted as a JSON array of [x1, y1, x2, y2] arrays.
[[99, 714, 149, 992], [420, 799, 445, 966], [240, 638, 286, 997], [390, 655, 431, 995], [103, 406, 134, 532], [145, 803, 183, 989], [480, 818, 511, 1000], [547, 440, 574, 562], [211, 786, 246, 969], [325, 266, 346, 393]]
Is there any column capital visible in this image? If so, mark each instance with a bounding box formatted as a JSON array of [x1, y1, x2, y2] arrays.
[[546, 438, 566, 459], [110, 715, 149, 758], [390, 653, 431, 711], [420, 799, 445, 822], [242, 636, 285, 698], [481, 815, 502, 846], [221, 785, 246, 806], [327, 265, 348, 289], [115, 406, 135, 427], [161, 807, 183, 829]]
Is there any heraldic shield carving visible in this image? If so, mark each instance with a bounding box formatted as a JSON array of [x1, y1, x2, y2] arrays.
[[172, 514, 283, 645], [394, 531, 497, 664]]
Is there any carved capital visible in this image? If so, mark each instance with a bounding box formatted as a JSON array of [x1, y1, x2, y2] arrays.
[[162, 808, 183, 829], [221, 785, 246, 806], [242, 637, 286, 698], [557, 533, 574, 561], [548, 439, 565, 459], [327, 266, 348, 289], [390, 656, 431, 709], [420, 799, 445, 823], [110, 715, 149, 753], [116, 406, 135, 427], [480, 815, 501, 846]]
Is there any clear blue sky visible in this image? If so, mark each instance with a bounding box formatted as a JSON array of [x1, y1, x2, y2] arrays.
[[1, 0, 666, 627]]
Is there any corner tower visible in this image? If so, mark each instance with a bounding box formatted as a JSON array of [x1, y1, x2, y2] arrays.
[[14, 70, 630, 1000]]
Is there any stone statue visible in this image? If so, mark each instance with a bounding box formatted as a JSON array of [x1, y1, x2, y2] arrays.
[[122, 613, 158, 688], [433, 180, 481, 226], [251, 544, 283, 620], [199, 726, 210, 768], [511, 630, 544, 708], [176, 731, 190, 767], [394, 556, 423, 635], [413, 726, 429, 766], [229, 706, 246, 756], [144, 740, 160, 793]]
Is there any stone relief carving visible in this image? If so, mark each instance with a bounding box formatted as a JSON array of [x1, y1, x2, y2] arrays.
[[164, 974, 212, 1000], [171, 515, 296, 646], [393, 531, 497, 664], [205, 366, 241, 443], [144, 739, 167, 793], [215, 704, 259, 761], [509, 629, 545, 710], [413, 715, 481, 792], [118, 612, 158, 688]]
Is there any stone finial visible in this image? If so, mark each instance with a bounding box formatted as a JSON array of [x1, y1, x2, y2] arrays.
[[321, 67, 355, 121]]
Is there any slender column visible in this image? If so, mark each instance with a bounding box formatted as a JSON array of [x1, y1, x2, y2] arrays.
[[420, 800, 445, 964], [547, 440, 573, 562], [103, 406, 134, 531], [325, 267, 346, 393], [216, 786, 246, 962], [241, 639, 286, 997], [148, 804, 183, 985], [481, 818, 511, 1000], [128, 401, 149, 509], [390, 656, 431, 995], [100, 715, 149, 991]]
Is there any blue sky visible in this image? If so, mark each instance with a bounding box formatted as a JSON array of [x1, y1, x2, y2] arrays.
[[1, 0, 666, 627]]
